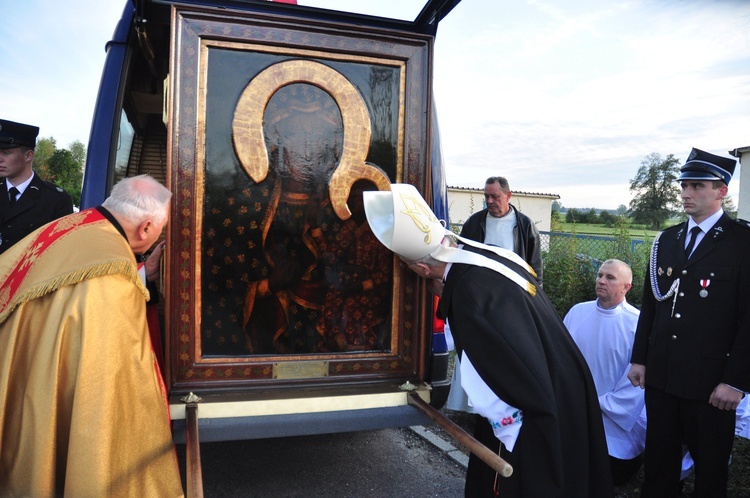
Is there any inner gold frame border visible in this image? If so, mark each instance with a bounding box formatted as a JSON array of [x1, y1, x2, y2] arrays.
[[232, 59, 392, 220]]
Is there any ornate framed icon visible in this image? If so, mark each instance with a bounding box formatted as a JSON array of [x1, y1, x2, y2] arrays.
[[167, 5, 434, 391]]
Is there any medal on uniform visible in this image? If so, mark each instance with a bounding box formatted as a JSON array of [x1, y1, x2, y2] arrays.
[[667, 267, 673, 277], [699, 279, 710, 298], [658, 267, 664, 276]]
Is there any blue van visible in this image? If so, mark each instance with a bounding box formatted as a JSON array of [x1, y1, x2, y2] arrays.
[[81, 0, 457, 464]]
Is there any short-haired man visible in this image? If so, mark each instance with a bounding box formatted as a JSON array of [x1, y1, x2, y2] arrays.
[[564, 259, 645, 485], [364, 184, 613, 497], [459, 176, 542, 283], [0, 119, 73, 254], [0, 175, 182, 496], [628, 148, 750, 497]]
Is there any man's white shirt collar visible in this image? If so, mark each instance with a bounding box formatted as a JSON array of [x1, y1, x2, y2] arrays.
[[688, 208, 723, 234], [7, 171, 35, 195]]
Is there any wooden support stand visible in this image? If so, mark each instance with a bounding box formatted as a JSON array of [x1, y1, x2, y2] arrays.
[[184, 395, 205, 498]]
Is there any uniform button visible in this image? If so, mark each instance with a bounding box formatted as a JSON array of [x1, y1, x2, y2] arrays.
[[672, 335, 677, 340], [710, 272, 715, 277], [679, 292, 684, 297], [681, 270, 687, 275], [675, 313, 682, 318]]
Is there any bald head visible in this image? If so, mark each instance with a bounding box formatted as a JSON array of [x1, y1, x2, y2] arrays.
[[595, 259, 632, 309]]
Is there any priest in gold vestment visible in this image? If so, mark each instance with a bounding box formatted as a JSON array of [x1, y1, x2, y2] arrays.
[[0, 175, 183, 497]]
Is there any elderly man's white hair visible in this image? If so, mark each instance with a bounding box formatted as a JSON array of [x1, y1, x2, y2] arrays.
[[102, 175, 172, 226]]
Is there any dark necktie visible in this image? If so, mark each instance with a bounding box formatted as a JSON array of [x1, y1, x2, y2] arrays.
[[684, 226, 702, 258], [8, 187, 19, 208]]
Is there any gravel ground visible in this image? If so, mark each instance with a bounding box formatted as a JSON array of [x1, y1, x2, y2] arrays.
[[433, 407, 750, 497]]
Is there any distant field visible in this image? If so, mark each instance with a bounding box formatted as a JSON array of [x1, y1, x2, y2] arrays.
[[555, 223, 660, 239]]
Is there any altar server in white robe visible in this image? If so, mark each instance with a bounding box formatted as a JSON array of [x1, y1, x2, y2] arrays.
[[564, 259, 646, 485]]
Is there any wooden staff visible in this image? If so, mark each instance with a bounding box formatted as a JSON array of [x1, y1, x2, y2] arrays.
[[184, 393, 205, 498], [407, 391, 513, 478]]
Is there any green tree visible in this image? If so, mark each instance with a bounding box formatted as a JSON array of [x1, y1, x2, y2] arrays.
[[47, 149, 83, 206], [551, 200, 562, 212], [566, 207, 581, 223], [34, 138, 85, 207], [599, 210, 616, 227], [33, 137, 57, 179], [616, 204, 628, 216], [550, 210, 563, 231], [583, 208, 599, 224], [542, 229, 598, 316], [722, 195, 737, 219], [628, 153, 681, 230], [68, 140, 86, 171], [542, 219, 650, 317], [608, 216, 649, 309]]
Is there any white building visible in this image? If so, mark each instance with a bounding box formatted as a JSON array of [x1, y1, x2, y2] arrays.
[[447, 186, 560, 233], [730, 146, 750, 221]]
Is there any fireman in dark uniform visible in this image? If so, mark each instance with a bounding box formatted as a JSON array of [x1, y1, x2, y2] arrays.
[[0, 119, 73, 255], [628, 148, 750, 497]]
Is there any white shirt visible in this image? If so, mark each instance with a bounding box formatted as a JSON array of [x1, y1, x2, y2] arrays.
[[443, 282, 522, 447], [7, 172, 34, 201], [736, 396, 750, 440], [685, 208, 724, 254], [484, 208, 516, 250], [460, 351, 523, 451], [564, 299, 645, 459]]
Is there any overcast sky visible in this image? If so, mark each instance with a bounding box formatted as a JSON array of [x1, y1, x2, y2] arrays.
[[2, 0, 748, 209]]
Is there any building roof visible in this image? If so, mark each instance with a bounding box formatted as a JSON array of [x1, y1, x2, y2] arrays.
[[448, 185, 560, 199], [729, 146, 750, 157]]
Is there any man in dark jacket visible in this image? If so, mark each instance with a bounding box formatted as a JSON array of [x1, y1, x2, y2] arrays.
[[459, 176, 542, 284], [628, 148, 750, 497], [364, 184, 613, 497], [0, 119, 73, 255]]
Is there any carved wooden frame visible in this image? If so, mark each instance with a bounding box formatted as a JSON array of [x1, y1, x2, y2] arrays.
[[165, 5, 434, 393]]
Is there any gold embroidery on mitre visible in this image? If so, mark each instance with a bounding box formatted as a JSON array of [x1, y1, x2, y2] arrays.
[[399, 192, 439, 245]]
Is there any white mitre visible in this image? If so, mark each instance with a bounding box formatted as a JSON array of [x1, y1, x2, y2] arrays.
[[362, 183, 447, 262], [363, 183, 536, 295]]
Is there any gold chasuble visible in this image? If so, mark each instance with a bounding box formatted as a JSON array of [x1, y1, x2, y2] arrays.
[[0, 209, 183, 497]]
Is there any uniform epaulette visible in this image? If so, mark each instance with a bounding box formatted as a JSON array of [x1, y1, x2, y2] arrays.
[[734, 218, 750, 229], [662, 222, 685, 233], [41, 180, 65, 193]]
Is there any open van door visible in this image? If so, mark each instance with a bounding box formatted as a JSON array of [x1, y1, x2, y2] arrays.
[[81, 0, 468, 449]]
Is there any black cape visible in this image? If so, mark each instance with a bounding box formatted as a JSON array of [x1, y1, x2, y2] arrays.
[[439, 248, 613, 497]]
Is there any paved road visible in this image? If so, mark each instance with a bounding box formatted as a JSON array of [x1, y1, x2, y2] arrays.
[[177, 426, 468, 497]]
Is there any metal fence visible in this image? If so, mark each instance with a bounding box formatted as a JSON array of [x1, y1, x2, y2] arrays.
[[541, 231, 652, 314], [448, 225, 653, 314], [448, 225, 649, 258], [539, 231, 647, 257]]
